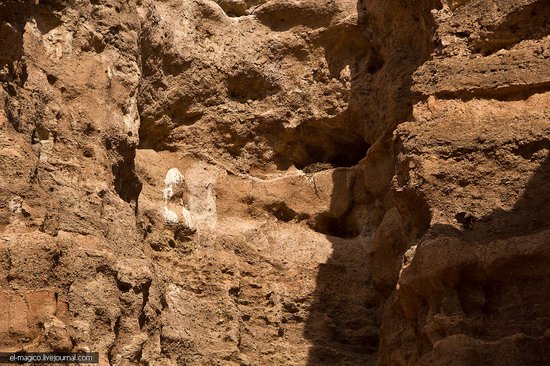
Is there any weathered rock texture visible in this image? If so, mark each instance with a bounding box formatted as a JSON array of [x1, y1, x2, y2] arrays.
[[0, 0, 549, 364], [380, 1, 550, 364]]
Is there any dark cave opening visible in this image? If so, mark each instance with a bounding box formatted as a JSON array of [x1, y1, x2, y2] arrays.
[[297, 137, 370, 170], [272, 128, 371, 171]]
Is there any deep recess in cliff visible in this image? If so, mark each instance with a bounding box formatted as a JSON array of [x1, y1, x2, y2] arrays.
[[1, 0, 549, 365]]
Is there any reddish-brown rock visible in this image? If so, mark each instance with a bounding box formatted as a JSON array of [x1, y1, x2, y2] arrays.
[[1, 0, 548, 364]]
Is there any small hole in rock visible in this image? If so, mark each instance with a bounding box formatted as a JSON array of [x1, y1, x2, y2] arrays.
[[83, 147, 94, 157], [46, 73, 57, 85], [229, 287, 240, 297], [308, 214, 360, 239], [117, 282, 132, 292]]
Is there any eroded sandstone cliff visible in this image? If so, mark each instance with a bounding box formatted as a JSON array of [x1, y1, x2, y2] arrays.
[[0, 0, 549, 364]]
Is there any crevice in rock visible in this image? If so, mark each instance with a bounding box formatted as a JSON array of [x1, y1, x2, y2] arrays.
[[107, 315, 122, 366], [513, 138, 550, 160], [424, 82, 550, 102], [103, 85, 143, 213], [0, 0, 34, 88], [305, 1, 441, 364], [138, 279, 152, 330], [108, 137, 143, 210]]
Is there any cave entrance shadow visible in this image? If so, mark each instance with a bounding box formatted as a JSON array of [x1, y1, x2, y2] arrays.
[[302, 0, 440, 364]]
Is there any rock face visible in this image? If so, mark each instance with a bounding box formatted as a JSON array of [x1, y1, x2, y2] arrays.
[[379, 2, 550, 364], [0, 0, 548, 364]]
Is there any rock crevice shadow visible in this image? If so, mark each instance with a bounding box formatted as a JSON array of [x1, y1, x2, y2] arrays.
[[303, 0, 440, 364]]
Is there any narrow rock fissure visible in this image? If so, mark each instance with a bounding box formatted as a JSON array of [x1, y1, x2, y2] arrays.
[[305, 1, 440, 364], [109, 137, 143, 210]]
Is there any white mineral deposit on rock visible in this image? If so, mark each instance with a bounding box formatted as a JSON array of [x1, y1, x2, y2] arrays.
[[163, 168, 185, 201], [162, 168, 196, 231], [163, 206, 179, 225], [181, 207, 197, 232]]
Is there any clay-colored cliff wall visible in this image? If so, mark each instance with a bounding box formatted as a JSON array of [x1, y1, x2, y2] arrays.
[[1, 0, 549, 364]]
